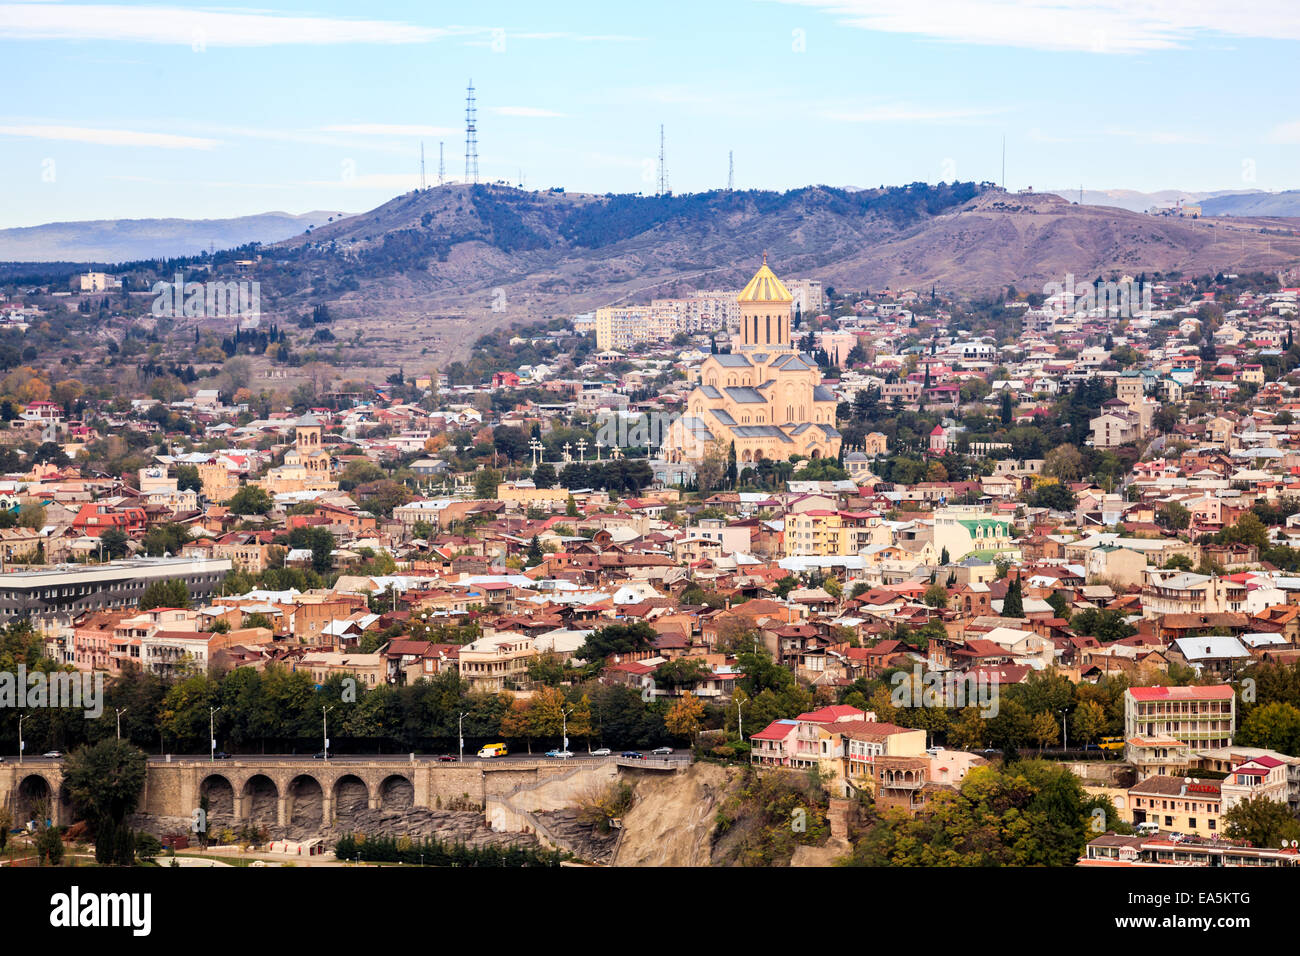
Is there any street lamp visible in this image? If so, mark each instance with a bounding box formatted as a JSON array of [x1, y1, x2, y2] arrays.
[[18, 713, 28, 765], [322, 706, 334, 760], [561, 706, 573, 756], [115, 707, 127, 741], [458, 711, 469, 762], [209, 707, 220, 761]]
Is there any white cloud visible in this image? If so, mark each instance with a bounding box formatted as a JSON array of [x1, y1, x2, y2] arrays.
[[767, 0, 1300, 54], [1267, 120, 1300, 144], [0, 123, 218, 148], [0, 4, 461, 46], [490, 107, 566, 118], [819, 104, 1000, 123], [321, 124, 460, 136]]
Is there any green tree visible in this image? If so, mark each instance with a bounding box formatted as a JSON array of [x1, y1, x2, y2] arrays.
[[62, 739, 149, 853], [1235, 701, 1300, 755], [227, 484, 273, 515], [139, 578, 190, 610], [1223, 795, 1300, 847], [1001, 577, 1024, 618]]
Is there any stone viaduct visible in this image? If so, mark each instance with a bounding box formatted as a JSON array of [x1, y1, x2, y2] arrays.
[[0, 755, 682, 834]]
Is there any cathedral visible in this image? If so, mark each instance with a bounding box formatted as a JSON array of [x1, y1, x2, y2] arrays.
[[662, 258, 842, 464]]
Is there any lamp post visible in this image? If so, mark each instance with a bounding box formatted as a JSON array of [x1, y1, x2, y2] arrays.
[[209, 706, 220, 761], [115, 707, 127, 740], [322, 706, 334, 760], [458, 711, 469, 762], [561, 706, 573, 756], [18, 713, 28, 765]]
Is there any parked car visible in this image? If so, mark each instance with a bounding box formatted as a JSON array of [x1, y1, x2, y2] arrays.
[[42, 751, 63, 759], [650, 746, 673, 756], [211, 751, 232, 760], [590, 748, 612, 756], [620, 750, 644, 759], [436, 754, 456, 762], [545, 749, 574, 759], [312, 751, 328, 759]]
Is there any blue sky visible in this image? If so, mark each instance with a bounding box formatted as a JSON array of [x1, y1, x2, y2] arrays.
[[3, 0, 1299, 227]]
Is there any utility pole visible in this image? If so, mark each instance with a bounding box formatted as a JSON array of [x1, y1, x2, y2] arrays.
[[458, 711, 469, 762], [561, 706, 573, 755], [209, 706, 220, 761], [322, 705, 334, 760], [18, 713, 28, 765]]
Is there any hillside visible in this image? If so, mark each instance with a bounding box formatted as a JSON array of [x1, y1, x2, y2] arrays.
[[255, 182, 1300, 364], [1201, 190, 1300, 218], [0, 210, 345, 263]]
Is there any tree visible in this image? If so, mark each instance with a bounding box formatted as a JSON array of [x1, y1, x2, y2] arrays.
[[923, 583, 949, 608], [99, 527, 130, 559], [62, 739, 149, 854], [139, 578, 190, 610], [525, 535, 544, 568], [1156, 501, 1191, 531], [1235, 701, 1300, 755], [1001, 577, 1024, 618], [227, 484, 273, 516], [1030, 711, 1060, 752], [1043, 444, 1084, 482], [1071, 700, 1107, 750], [665, 692, 705, 743], [474, 468, 501, 499], [35, 822, 64, 865], [1223, 794, 1300, 847]]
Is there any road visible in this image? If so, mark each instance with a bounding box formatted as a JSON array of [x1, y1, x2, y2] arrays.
[[6, 750, 688, 765]]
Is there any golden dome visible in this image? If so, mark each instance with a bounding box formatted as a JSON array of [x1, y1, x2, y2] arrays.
[[737, 254, 793, 303]]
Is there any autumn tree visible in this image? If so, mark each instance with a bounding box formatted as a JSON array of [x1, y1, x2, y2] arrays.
[[665, 692, 705, 744]]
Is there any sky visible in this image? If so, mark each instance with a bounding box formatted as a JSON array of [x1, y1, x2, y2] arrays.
[[3, 0, 1300, 228]]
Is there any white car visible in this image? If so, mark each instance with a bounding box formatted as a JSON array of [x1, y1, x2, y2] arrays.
[[545, 749, 575, 759], [590, 748, 612, 756]]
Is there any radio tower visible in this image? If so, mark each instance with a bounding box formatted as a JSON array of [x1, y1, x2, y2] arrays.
[[657, 124, 668, 196], [438, 141, 445, 185], [420, 142, 426, 190], [728, 150, 734, 191], [464, 80, 479, 185]]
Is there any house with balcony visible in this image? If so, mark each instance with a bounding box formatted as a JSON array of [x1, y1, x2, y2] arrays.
[[1124, 685, 1236, 778]]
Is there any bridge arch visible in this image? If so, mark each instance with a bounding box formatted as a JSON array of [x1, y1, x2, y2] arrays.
[[378, 773, 414, 811], [199, 773, 236, 828], [15, 773, 55, 824], [286, 774, 324, 828], [240, 773, 279, 826], [332, 774, 369, 824]]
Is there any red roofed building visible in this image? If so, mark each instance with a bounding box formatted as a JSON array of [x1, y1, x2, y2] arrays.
[[1124, 685, 1237, 778]]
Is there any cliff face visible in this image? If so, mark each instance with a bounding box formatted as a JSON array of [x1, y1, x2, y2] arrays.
[[612, 763, 737, 867]]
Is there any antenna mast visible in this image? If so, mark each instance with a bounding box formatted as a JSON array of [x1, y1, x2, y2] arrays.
[[728, 150, 734, 191], [1001, 135, 1006, 189], [465, 80, 479, 185], [438, 141, 445, 185], [657, 124, 668, 197], [420, 142, 426, 190]]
